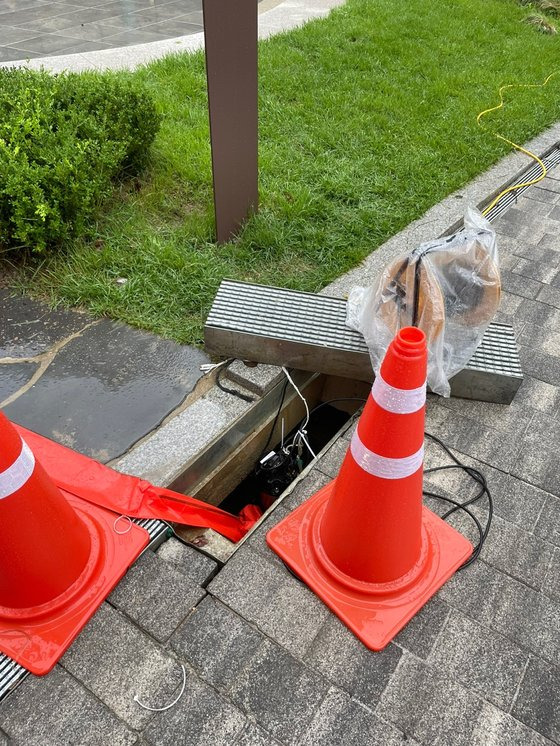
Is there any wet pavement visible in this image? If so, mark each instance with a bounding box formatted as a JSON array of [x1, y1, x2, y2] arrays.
[[0, 290, 209, 461], [0, 0, 269, 62]]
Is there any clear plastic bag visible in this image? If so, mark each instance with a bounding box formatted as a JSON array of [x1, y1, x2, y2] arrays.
[[347, 208, 500, 396]]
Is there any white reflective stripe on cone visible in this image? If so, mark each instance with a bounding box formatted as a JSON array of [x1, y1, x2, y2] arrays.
[[350, 430, 424, 480], [0, 439, 35, 500], [371, 373, 426, 415]]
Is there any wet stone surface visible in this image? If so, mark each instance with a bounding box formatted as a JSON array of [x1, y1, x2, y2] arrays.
[[2, 314, 208, 461]]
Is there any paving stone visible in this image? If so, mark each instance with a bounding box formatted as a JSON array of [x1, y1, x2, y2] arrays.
[[281, 468, 331, 510], [109, 549, 206, 642], [512, 439, 560, 497], [513, 375, 560, 414], [394, 596, 451, 659], [208, 546, 329, 658], [142, 668, 247, 746], [539, 232, 560, 251], [534, 493, 560, 547], [171, 596, 264, 692], [537, 283, 560, 309], [438, 560, 508, 626], [500, 252, 521, 272], [455, 419, 521, 471], [376, 654, 482, 745], [304, 614, 402, 706], [235, 724, 282, 746], [471, 702, 554, 746], [299, 687, 409, 746], [0, 360, 38, 403], [481, 514, 553, 589], [513, 258, 558, 284], [511, 196, 554, 218], [229, 640, 329, 745], [497, 290, 524, 318], [0, 289, 88, 358], [155, 536, 218, 583], [156, 538, 218, 586], [519, 323, 560, 357], [518, 345, 560, 387], [500, 270, 543, 300], [226, 361, 282, 397], [543, 546, 560, 601], [510, 241, 560, 265], [524, 410, 560, 449], [514, 298, 560, 327], [428, 609, 529, 709], [526, 186, 560, 204], [512, 656, 560, 743], [491, 574, 560, 666], [4, 318, 208, 461], [539, 177, 560, 195], [0, 665, 136, 745], [61, 603, 181, 729], [439, 397, 533, 438], [487, 473, 548, 530]]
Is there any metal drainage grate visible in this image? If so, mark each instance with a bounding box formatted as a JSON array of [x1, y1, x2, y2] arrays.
[[0, 518, 169, 702], [483, 146, 560, 222]]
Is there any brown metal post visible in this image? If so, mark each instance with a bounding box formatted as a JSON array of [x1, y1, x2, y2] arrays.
[[203, 0, 258, 243]]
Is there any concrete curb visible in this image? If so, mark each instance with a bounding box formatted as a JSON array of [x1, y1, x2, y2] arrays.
[[1, 0, 345, 73]]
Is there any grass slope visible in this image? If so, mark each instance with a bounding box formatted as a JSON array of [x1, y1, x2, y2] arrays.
[[7, 0, 560, 344]]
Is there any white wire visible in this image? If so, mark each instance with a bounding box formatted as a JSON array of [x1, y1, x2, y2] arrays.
[[281, 367, 317, 460], [134, 664, 187, 712]]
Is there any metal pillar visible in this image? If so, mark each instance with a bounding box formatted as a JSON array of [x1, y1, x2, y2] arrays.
[[203, 0, 258, 243]]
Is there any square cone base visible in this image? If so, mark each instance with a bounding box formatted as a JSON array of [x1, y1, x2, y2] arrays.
[[0, 492, 149, 675], [267, 481, 473, 651]]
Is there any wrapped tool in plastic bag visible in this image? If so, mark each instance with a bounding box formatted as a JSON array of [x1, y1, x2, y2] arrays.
[[347, 208, 500, 396]]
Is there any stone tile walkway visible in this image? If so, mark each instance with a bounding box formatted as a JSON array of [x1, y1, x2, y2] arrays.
[[0, 0, 223, 62], [1, 174, 559, 744], [0, 290, 209, 461]]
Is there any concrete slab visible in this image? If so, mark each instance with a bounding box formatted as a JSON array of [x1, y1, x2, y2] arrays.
[[0, 288, 87, 358], [3, 317, 208, 461], [0, 361, 38, 402]]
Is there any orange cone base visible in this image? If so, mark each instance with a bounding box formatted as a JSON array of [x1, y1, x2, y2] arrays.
[[0, 492, 149, 675], [267, 482, 473, 650]]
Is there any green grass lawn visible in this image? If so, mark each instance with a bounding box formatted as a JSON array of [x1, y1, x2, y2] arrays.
[[5, 0, 560, 344]]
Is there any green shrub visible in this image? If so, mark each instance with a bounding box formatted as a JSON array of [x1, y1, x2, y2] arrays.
[[0, 68, 160, 252]]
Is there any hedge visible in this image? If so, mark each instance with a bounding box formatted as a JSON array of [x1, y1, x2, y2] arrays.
[[0, 68, 160, 252]]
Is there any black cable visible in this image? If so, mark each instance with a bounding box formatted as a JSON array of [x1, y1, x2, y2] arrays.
[[216, 359, 255, 403], [424, 431, 493, 569]]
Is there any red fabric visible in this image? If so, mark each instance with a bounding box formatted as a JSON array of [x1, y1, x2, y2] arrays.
[[16, 425, 255, 543]]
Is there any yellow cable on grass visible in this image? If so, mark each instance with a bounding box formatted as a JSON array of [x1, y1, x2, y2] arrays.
[[477, 71, 560, 216]]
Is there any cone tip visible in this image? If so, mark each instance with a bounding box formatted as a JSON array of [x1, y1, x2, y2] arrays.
[[394, 326, 426, 358]]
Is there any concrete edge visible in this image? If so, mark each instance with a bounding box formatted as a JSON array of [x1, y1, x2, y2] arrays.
[[0, 0, 346, 73]]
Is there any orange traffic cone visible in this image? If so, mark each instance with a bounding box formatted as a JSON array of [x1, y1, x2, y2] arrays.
[[267, 327, 472, 650], [0, 412, 149, 675]]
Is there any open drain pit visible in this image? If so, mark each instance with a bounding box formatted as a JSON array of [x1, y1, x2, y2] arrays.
[[169, 371, 369, 557]]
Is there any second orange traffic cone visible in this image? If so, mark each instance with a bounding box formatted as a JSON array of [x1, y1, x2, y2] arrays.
[[267, 327, 472, 650]]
